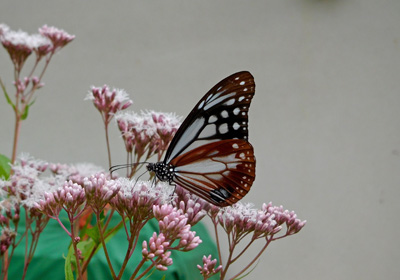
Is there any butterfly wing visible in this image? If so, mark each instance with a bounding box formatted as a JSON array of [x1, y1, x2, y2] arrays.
[[163, 71, 255, 163], [170, 139, 255, 207]]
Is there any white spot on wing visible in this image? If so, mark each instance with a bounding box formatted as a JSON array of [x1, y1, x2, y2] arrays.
[[218, 123, 228, 134], [198, 100, 205, 109], [240, 81, 245, 85], [233, 107, 240, 115], [221, 110, 229, 118], [209, 115, 218, 123], [233, 122, 240, 130], [238, 96, 245, 102], [224, 98, 235, 106]]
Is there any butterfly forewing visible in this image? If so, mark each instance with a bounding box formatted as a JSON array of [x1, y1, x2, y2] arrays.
[[170, 139, 255, 207], [164, 71, 255, 163]]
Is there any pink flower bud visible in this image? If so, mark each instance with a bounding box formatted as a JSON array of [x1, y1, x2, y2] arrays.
[[39, 25, 74, 52], [197, 255, 222, 277]]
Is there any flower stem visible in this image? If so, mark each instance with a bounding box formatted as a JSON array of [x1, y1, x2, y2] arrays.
[[231, 238, 255, 263], [220, 236, 236, 280], [132, 259, 156, 280], [104, 121, 112, 169], [96, 211, 117, 279], [11, 114, 21, 164], [81, 217, 122, 274], [228, 237, 273, 280], [69, 214, 83, 280], [116, 233, 136, 279], [129, 258, 147, 280], [212, 220, 223, 269]]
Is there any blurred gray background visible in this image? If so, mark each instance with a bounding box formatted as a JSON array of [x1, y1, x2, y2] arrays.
[[1, 0, 399, 279]]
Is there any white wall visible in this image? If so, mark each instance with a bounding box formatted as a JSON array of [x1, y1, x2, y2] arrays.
[[1, 0, 399, 279]]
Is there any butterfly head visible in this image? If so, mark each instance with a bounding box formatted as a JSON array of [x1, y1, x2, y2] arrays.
[[146, 162, 175, 184]]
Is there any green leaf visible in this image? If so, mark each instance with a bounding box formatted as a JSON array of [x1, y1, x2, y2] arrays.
[[0, 79, 14, 108], [0, 154, 11, 180], [65, 245, 75, 280], [100, 210, 105, 220], [2, 87, 16, 111], [78, 239, 98, 261], [103, 220, 125, 243], [20, 99, 36, 120], [21, 104, 30, 120], [79, 219, 125, 263], [86, 226, 101, 244]]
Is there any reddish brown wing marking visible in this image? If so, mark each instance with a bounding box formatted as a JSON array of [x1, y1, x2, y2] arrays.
[[170, 139, 256, 207]]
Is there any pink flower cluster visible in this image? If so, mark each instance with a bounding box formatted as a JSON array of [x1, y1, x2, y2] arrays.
[[0, 198, 20, 227], [142, 204, 202, 271], [205, 202, 306, 279], [1, 156, 109, 215], [86, 85, 133, 125], [39, 25, 75, 53], [2, 154, 59, 210], [34, 171, 121, 220], [154, 204, 201, 251], [83, 173, 121, 212], [36, 180, 86, 218], [142, 232, 172, 271], [262, 202, 306, 236], [173, 186, 209, 226], [50, 162, 106, 185], [110, 179, 172, 222], [116, 111, 181, 162], [148, 111, 182, 158], [197, 255, 222, 278], [0, 228, 16, 256], [214, 202, 306, 240], [0, 24, 74, 71]]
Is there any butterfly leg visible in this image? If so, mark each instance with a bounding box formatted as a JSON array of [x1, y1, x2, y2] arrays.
[[168, 183, 177, 202]]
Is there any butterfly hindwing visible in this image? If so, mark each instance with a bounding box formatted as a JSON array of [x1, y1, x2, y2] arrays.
[[170, 139, 255, 207], [164, 71, 255, 163]]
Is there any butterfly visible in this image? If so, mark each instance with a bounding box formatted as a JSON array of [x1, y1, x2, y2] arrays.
[[145, 71, 256, 207]]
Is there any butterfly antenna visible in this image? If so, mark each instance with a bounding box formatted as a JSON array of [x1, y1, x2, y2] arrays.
[[109, 162, 150, 175], [133, 169, 149, 187]]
